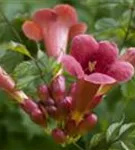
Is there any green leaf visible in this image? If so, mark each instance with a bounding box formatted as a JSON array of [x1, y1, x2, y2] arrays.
[[13, 61, 39, 78], [0, 45, 23, 73], [121, 77, 135, 99], [1, 41, 32, 58], [8, 41, 32, 58], [13, 51, 62, 92], [16, 75, 40, 89], [13, 61, 41, 89], [106, 116, 125, 142], [95, 18, 118, 31], [89, 133, 106, 148], [119, 123, 135, 138], [36, 50, 62, 84], [120, 141, 130, 150]]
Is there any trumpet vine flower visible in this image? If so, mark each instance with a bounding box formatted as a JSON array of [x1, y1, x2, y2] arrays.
[[22, 4, 87, 58], [62, 34, 134, 120]]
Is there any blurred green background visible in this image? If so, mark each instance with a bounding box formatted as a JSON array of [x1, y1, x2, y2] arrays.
[[0, 0, 135, 149]]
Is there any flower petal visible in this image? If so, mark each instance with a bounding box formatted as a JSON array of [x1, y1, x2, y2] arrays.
[[71, 79, 100, 120], [54, 4, 78, 26], [84, 73, 116, 84], [71, 34, 99, 70], [61, 55, 84, 78], [69, 23, 87, 39], [22, 21, 42, 41], [33, 8, 57, 27], [120, 47, 135, 67], [95, 41, 119, 73], [107, 61, 134, 82]]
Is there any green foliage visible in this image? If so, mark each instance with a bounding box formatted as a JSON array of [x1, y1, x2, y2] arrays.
[[89, 117, 135, 150], [121, 77, 135, 99], [95, 18, 119, 31], [12, 49, 62, 98], [106, 116, 125, 143]]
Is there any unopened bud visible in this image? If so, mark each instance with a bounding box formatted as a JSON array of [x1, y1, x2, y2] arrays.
[[78, 113, 97, 135], [65, 119, 77, 136], [51, 75, 66, 102], [30, 108, 46, 127], [58, 96, 72, 115], [20, 99, 38, 114], [20, 99, 46, 127], [37, 84, 49, 101], [121, 48, 135, 67], [38, 102, 48, 116], [46, 106, 59, 119], [43, 98, 55, 106], [0, 67, 15, 92], [52, 128, 67, 144]]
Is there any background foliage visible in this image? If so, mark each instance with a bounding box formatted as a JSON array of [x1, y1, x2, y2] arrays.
[[0, 0, 135, 149]]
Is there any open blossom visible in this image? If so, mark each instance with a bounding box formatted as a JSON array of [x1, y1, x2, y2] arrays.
[[62, 34, 134, 120], [22, 4, 87, 58]]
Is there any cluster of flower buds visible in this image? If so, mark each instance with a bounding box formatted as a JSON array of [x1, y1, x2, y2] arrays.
[[19, 75, 98, 144]]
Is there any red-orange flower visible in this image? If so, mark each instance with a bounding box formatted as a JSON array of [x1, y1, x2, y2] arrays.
[[62, 34, 134, 120], [22, 4, 87, 58]]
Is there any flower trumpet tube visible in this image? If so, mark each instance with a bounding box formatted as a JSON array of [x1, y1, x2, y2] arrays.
[[0, 66, 15, 92], [0, 66, 28, 102], [22, 4, 87, 58], [62, 34, 134, 121]]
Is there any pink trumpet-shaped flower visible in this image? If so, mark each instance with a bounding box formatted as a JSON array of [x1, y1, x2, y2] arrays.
[[62, 34, 134, 120], [22, 4, 87, 58]]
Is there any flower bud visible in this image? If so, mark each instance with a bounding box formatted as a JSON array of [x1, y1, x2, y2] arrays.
[[38, 101, 48, 116], [37, 84, 49, 101], [46, 106, 59, 119], [78, 113, 97, 135], [52, 128, 67, 144], [121, 48, 135, 67], [0, 67, 15, 92], [43, 98, 55, 106], [30, 108, 46, 127], [65, 119, 77, 136], [51, 75, 66, 102], [20, 99, 38, 114], [58, 96, 72, 115]]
